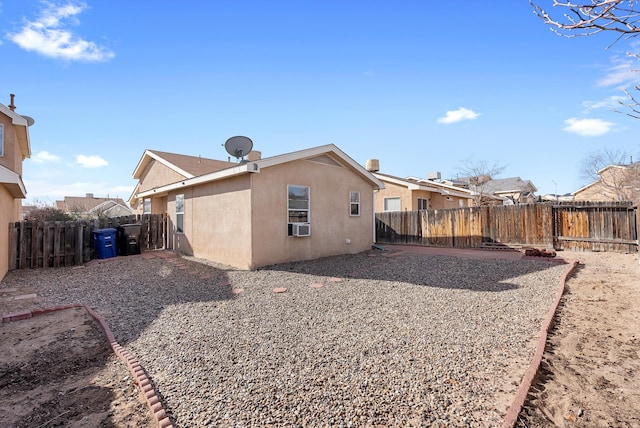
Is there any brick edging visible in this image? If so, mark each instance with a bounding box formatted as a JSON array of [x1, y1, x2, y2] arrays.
[[2, 304, 173, 428], [501, 257, 579, 428]]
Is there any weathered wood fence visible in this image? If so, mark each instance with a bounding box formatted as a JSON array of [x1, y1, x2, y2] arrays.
[[376, 202, 638, 253], [9, 214, 166, 270]]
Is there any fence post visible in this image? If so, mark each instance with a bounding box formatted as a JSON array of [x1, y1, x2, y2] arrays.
[[637, 200, 639, 265]]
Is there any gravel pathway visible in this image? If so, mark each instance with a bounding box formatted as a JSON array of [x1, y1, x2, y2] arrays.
[[1, 248, 570, 427]]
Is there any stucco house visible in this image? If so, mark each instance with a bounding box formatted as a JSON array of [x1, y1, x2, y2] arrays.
[[446, 176, 537, 205], [1, 94, 32, 280], [129, 144, 384, 270], [572, 163, 640, 202], [370, 171, 474, 212], [56, 193, 132, 219]]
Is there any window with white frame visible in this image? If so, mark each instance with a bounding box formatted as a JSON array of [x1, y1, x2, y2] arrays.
[[175, 194, 184, 233], [0, 124, 4, 157], [143, 198, 151, 214], [350, 191, 360, 216], [384, 197, 401, 212], [418, 198, 429, 211], [288, 185, 309, 235]]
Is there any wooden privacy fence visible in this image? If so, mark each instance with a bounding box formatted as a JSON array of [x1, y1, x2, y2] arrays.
[[376, 202, 637, 253], [9, 214, 166, 270]]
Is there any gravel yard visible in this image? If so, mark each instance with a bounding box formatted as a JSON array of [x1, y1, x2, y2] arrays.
[[2, 248, 570, 427]]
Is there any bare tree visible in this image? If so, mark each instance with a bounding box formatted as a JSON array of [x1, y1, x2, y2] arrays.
[[579, 147, 640, 200], [531, 1, 640, 41], [531, 1, 640, 118], [457, 159, 506, 206]]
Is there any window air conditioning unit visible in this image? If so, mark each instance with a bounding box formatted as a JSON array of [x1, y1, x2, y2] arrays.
[[292, 223, 311, 237]]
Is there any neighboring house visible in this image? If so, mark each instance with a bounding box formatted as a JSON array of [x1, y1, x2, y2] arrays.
[[56, 193, 133, 218], [370, 170, 474, 212], [0, 94, 32, 280], [482, 177, 537, 205], [129, 144, 384, 270], [572, 163, 640, 202], [21, 204, 36, 219], [448, 176, 537, 205]]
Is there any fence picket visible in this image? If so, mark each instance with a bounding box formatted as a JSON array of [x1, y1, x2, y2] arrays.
[[376, 202, 637, 253], [9, 214, 165, 271]]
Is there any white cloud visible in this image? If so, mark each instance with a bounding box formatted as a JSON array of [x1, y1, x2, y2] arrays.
[[563, 117, 616, 137], [437, 107, 480, 124], [596, 56, 638, 88], [31, 150, 62, 163], [582, 95, 628, 112], [76, 154, 108, 168], [7, 1, 115, 62]]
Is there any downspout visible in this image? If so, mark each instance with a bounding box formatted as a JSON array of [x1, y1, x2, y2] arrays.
[[373, 189, 380, 244]]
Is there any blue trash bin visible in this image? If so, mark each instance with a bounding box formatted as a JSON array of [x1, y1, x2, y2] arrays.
[[93, 228, 117, 259]]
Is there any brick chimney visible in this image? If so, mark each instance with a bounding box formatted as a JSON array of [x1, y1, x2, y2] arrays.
[[8, 94, 16, 111]]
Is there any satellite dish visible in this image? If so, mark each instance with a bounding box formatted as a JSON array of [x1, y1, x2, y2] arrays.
[[224, 136, 253, 164], [21, 115, 35, 126]]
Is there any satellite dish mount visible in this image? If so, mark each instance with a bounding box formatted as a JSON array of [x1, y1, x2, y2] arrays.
[[224, 136, 253, 164]]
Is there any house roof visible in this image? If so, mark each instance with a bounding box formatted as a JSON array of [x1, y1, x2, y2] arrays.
[[56, 195, 131, 214], [132, 150, 238, 180], [0, 163, 27, 198], [482, 177, 537, 194], [373, 172, 474, 198], [132, 144, 385, 201], [0, 103, 31, 159]]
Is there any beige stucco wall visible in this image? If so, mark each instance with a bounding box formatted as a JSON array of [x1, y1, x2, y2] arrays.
[[0, 185, 20, 280], [374, 181, 413, 212], [138, 159, 189, 193], [165, 175, 254, 269], [0, 114, 22, 174], [249, 158, 375, 268], [573, 183, 618, 202]]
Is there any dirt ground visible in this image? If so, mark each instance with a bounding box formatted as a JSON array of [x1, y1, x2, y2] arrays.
[[518, 251, 640, 428], [1, 250, 639, 427]]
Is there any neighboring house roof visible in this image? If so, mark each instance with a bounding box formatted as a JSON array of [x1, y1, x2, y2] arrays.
[[132, 150, 237, 180], [132, 144, 384, 201], [0, 163, 27, 198], [373, 172, 474, 198], [57, 194, 132, 216], [0, 102, 31, 159], [481, 177, 537, 195]]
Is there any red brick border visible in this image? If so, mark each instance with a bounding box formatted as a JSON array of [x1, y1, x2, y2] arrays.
[[501, 257, 579, 428], [2, 304, 173, 428]]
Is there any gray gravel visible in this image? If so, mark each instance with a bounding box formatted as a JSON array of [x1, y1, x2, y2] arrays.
[[1, 248, 570, 427]]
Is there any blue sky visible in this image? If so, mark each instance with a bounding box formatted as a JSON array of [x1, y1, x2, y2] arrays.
[[2, 1, 639, 204]]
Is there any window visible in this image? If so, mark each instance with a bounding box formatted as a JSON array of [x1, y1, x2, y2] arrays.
[[143, 198, 151, 214], [350, 191, 360, 216], [288, 185, 309, 235], [0, 124, 4, 157], [418, 198, 429, 211], [175, 194, 184, 233], [384, 197, 401, 212]]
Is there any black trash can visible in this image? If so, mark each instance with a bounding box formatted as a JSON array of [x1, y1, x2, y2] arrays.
[[117, 223, 141, 256]]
